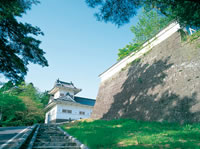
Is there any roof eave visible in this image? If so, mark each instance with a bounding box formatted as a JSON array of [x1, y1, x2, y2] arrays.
[[45, 101, 56, 111]]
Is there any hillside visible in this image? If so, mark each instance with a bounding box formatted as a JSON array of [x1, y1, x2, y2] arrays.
[[0, 81, 48, 126], [62, 119, 200, 149]]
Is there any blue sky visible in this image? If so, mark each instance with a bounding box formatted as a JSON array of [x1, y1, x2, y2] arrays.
[[18, 1, 139, 98]]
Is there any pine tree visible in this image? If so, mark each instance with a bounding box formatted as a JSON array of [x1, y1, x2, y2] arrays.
[[0, 0, 48, 82]]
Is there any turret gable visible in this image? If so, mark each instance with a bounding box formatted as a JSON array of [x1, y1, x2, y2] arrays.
[[48, 79, 82, 98]]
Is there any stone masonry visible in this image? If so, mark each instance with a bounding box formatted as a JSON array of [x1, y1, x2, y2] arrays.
[[92, 32, 200, 123]]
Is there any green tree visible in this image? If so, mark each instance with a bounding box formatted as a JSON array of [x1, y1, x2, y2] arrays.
[[17, 82, 38, 99], [0, 93, 26, 126], [85, 0, 200, 27], [0, 81, 14, 92], [0, 81, 47, 126], [118, 43, 141, 60], [39, 91, 50, 107], [130, 9, 172, 44], [0, 0, 48, 82], [117, 10, 171, 60]]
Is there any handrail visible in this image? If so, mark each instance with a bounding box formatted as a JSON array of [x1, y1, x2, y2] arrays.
[[17, 124, 38, 149], [26, 124, 40, 149]]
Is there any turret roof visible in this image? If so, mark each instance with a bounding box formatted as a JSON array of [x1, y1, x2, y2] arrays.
[[49, 79, 81, 95]]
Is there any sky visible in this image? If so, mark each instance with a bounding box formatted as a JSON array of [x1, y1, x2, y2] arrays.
[[15, 1, 139, 99]]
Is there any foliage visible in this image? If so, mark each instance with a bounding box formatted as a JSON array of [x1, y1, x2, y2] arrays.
[[0, 81, 49, 126], [0, 0, 48, 82], [62, 119, 200, 149], [187, 30, 200, 43], [85, 0, 141, 27], [1, 81, 49, 107], [117, 10, 171, 60], [39, 91, 50, 107], [145, 0, 200, 27], [17, 82, 38, 100], [0, 93, 26, 126], [117, 43, 141, 60], [130, 9, 172, 43], [85, 0, 200, 27], [19, 96, 44, 126], [0, 81, 14, 92]]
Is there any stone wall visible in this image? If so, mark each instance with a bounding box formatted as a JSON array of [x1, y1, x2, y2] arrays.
[[92, 32, 200, 123]]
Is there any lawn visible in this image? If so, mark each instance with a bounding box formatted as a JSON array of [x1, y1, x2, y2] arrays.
[[61, 119, 200, 149]]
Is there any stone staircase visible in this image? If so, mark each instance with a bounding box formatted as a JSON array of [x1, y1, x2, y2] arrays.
[[32, 124, 81, 149]]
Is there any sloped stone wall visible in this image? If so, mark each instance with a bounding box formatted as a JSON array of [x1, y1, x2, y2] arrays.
[[92, 32, 200, 123]]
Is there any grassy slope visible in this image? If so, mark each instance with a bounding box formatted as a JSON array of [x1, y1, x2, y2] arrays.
[[62, 119, 200, 149]]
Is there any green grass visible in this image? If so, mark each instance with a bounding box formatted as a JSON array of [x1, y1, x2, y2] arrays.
[[61, 119, 200, 149]]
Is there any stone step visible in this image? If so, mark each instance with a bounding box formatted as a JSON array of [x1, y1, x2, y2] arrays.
[[38, 132, 61, 134], [38, 132, 64, 135], [32, 146, 81, 149], [39, 129, 60, 131], [37, 133, 65, 136], [40, 126, 57, 128], [36, 135, 67, 139], [37, 134, 67, 137], [35, 138, 71, 142], [38, 130, 62, 132], [39, 128, 58, 130], [36, 135, 69, 139], [30, 125, 82, 149], [39, 128, 57, 130], [39, 127, 57, 129], [33, 142, 77, 146]]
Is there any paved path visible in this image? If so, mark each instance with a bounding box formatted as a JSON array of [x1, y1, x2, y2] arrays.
[[0, 126, 28, 148]]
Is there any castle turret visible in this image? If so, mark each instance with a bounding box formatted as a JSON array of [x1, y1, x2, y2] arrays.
[[48, 79, 81, 103], [45, 79, 95, 124]]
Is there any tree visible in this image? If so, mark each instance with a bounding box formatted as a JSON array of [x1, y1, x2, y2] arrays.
[[117, 9, 171, 60], [85, 0, 200, 27], [130, 9, 171, 44], [0, 81, 14, 92], [39, 91, 50, 107], [85, 0, 141, 26], [118, 43, 141, 60], [0, 81, 47, 126], [144, 0, 200, 27], [0, 0, 48, 82], [0, 93, 26, 126]]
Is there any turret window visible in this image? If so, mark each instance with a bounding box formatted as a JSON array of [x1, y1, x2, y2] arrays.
[[62, 109, 72, 113], [79, 111, 85, 115]]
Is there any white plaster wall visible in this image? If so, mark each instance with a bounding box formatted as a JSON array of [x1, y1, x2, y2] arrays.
[[56, 104, 93, 120], [54, 89, 74, 99], [45, 105, 57, 123], [60, 89, 74, 96], [100, 22, 181, 82], [54, 91, 60, 99]]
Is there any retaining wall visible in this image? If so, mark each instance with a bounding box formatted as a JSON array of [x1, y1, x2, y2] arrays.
[[92, 31, 200, 123]]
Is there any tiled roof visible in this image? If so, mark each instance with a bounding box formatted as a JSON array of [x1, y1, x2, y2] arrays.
[[74, 96, 96, 106], [55, 79, 75, 87], [49, 79, 81, 95], [48, 96, 95, 107], [53, 96, 75, 103]]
